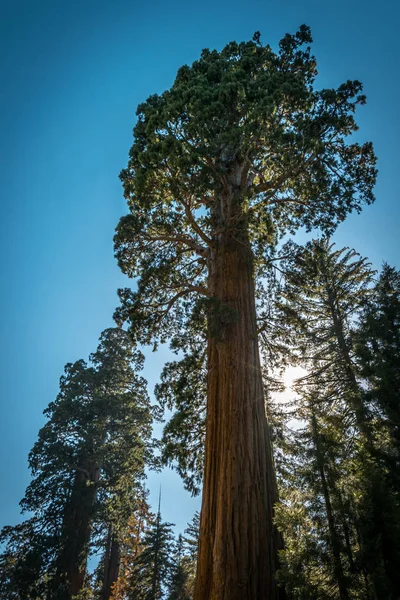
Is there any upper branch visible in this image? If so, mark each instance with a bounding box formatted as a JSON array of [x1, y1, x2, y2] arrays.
[[145, 231, 209, 258], [182, 200, 213, 246]]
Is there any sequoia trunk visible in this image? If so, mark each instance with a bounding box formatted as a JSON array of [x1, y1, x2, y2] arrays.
[[194, 183, 284, 600]]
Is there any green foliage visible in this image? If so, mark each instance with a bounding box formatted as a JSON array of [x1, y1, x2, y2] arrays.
[[112, 508, 199, 600], [355, 264, 400, 467], [155, 345, 206, 496], [0, 518, 54, 599], [273, 241, 400, 599], [114, 25, 376, 348], [114, 34, 376, 550], [166, 535, 191, 600], [354, 264, 400, 597], [0, 328, 153, 599], [127, 504, 175, 600], [180, 511, 200, 598]]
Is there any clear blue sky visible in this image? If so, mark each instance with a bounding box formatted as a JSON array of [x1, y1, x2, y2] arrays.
[[1, 0, 399, 535]]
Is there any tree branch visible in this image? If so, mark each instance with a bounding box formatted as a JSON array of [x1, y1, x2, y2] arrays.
[[182, 200, 213, 246], [145, 232, 209, 257]]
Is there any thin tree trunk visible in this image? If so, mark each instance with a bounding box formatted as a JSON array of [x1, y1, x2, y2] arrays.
[[326, 287, 372, 444], [151, 510, 162, 600], [102, 530, 121, 600], [337, 490, 355, 573], [311, 414, 349, 600], [194, 179, 284, 600]]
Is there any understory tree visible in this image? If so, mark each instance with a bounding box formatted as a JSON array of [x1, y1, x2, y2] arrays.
[[118, 498, 175, 600], [0, 328, 152, 600], [111, 507, 199, 600], [166, 535, 191, 600], [131, 503, 175, 600], [114, 24, 376, 600], [181, 511, 200, 598], [109, 489, 151, 599], [354, 264, 400, 597], [355, 264, 400, 483]]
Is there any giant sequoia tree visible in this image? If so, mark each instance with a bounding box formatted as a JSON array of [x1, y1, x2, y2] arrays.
[[115, 26, 376, 599]]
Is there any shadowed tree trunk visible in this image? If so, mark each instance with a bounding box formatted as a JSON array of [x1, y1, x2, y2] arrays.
[[311, 413, 350, 600], [337, 490, 356, 574], [101, 529, 121, 600], [194, 178, 284, 600], [54, 462, 100, 598], [324, 270, 400, 597]]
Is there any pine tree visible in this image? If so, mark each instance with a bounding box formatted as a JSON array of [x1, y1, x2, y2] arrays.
[[0, 328, 152, 599], [114, 26, 376, 600], [354, 264, 400, 597], [167, 535, 191, 600], [110, 488, 151, 600], [356, 264, 400, 476], [126, 496, 175, 600], [181, 512, 200, 598], [275, 240, 400, 598]]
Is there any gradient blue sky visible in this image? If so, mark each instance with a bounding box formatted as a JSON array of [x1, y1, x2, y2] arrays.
[[1, 0, 399, 535]]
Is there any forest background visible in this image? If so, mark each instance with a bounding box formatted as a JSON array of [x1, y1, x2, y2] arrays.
[[1, 0, 399, 541]]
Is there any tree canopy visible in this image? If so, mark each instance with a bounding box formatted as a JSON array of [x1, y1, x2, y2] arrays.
[[114, 25, 376, 347]]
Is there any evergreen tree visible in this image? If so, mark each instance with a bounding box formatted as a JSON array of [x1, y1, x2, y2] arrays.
[[181, 512, 200, 599], [167, 535, 191, 600], [126, 497, 175, 600], [356, 264, 400, 479], [110, 489, 151, 600], [114, 26, 376, 600], [0, 518, 52, 599], [274, 384, 364, 599], [354, 264, 400, 598], [0, 328, 152, 600], [275, 240, 400, 598]]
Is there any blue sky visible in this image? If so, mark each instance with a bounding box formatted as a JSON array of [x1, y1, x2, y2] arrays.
[[1, 0, 399, 535]]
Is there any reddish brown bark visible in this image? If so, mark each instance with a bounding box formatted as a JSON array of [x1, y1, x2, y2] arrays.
[[194, 179, 284, 600]]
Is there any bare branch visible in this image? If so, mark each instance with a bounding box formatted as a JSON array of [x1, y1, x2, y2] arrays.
[[156, 285, 210, 319], [182, 200, 213, 246], [249, 193, 309, 215], [145, 232, 209, 257], [66, 465, 90, 478], [267, 253, 296, 264]]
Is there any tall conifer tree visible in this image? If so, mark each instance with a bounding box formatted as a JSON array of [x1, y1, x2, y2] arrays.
[[114, 27, 376, 598], [275, 240, 400, 598], [356, 264, 400, 473], [0, 328, 152, 599]]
